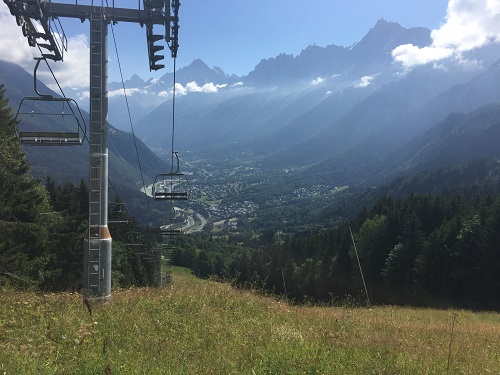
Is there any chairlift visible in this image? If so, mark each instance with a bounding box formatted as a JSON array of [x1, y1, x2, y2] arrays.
[[152, 152, 190, 201], [108, 201, 129, 225], [125, 231, 146, 247], [15, 58, 86, 146]]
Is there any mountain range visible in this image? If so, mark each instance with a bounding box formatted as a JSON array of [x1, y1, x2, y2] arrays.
[[113, 19, 500, 186], [0, 59, 169, 223], [2, 18, 500, 204]]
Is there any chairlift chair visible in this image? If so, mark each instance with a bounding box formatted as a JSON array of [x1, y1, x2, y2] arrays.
[[15, 58, 86, 146], [152, 152, 190, 201], [108, 201, 129, 225], [124, 231, 146, 247]]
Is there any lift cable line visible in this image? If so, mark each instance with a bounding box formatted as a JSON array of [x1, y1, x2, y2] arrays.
[[152, 0, 188, 204], [171, 57, 177, 173], [5, 0, 180, 301], [107, 13, 154, 228], [151, 59, 190, 202], [155, 4, 188, 284]]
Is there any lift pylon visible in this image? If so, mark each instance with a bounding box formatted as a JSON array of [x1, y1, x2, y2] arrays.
[[4, 0, 180, 301]]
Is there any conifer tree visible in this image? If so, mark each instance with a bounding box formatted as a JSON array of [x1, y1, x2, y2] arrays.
[[0, 85, 51, 287]]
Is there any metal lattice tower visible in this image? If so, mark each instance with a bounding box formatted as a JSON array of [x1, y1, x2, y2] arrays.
[[84, 14, 110, 298], [4, 0, 180, 301]]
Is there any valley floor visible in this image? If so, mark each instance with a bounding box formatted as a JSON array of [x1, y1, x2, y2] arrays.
[[1, 269, 499, 374]]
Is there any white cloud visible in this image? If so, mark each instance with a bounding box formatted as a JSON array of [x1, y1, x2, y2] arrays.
[[0, 5, 39, 63], [0, 4, 90, 90], [108, 87, 144, 98], [392, 0, 500, 70], [392, 44, 454, 68], [184, 81, 227, 93], [311, 77, 325, 85], [43, 34, 90, 90], [78, 91, 90, 101], [174, 82, 188, 96], [354, 75, 375, 88], [165, 81, 227, 95]]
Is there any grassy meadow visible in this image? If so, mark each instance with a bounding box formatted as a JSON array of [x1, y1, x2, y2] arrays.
[[1, 267, 499, 374]]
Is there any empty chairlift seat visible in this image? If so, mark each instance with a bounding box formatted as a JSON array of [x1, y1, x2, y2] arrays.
[[16, 96, 86, 146], [152, 172, 189, 201], [15, 58, 86, 146], [152, 151, 190, 201]]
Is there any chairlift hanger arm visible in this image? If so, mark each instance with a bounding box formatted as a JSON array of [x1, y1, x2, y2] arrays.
[[4, 1, 171, 24], [44, 3, 172, 25]]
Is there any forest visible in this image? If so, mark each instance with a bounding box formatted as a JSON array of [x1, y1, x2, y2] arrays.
[[0, 85, 159, 290], [1, 84, 499, 309]]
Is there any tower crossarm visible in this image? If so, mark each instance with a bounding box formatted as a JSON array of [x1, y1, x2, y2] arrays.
[[45, 2, 168, 25]]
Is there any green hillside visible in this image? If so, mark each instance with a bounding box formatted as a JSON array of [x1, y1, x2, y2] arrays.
[[1, 269, 499, 374]]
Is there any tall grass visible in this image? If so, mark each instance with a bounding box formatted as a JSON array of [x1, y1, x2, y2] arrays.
[[1, 268, 499, 374]]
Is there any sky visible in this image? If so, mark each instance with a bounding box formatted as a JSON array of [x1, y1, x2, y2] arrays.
[[1, 0, 500, 90]]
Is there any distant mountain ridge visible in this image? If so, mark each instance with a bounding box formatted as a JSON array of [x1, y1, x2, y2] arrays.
[[108, 58, 239, 93], [245, 19, 431, 85], [120, 18, 500, 190], [4, 17, 500, 194]]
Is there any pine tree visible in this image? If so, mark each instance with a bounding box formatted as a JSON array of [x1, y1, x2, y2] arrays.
[[0, 84, 51, 287]]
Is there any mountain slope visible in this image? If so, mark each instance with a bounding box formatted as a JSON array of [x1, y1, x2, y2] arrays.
[[267, 60, 481, 168], [383, 103, 500, 177], [0, 59, 167, 223], [299, 55, 500, 185]]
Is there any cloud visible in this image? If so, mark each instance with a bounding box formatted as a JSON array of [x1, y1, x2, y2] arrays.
[[0, 6, 39, 62], [157, 81, 229, 97], [108, 87, 145, 98], [354, 75, 375, 88], [392, 0, 500, 70], [184, 81, 227, 93], [77, 91, 90, 101], [174, 82, 188, 96], [0, 4, 89, 90], [311, 77, 325, 85], [392, 45, 454, 68], [36, 34, 90, 90]]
